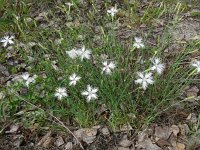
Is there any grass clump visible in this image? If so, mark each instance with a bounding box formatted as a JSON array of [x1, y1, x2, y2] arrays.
[[0, 1, 199, 130]]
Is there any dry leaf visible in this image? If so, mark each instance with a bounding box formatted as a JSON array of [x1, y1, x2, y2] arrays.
[[13, 135, 24, 147], [186, 113, 197, 123], [177, 143, 185, 150], [6, 124, 20, 134], [55, 136, 64, 147], [137, 130, 148, 142], [171, 125, 180, 137], [65, 142, 73, 150], [83, 128, 97, 137], [173, 142, 185, 150], [82, 128, 97, 144], [119, 135, 132, 147], [82, 136, 96, 144], [154, 126, 172, 140], [179, 124, 190, 137], [156, 138, 171, 148], [120, 123, 133, 132], [43, 137, 53, 148], [136, 138, 162, 150], [36, 131, 52, 146], [74, 129, 84, 139]]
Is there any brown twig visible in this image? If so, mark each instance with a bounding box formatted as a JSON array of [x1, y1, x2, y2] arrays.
[[18, 97, 84, 150]]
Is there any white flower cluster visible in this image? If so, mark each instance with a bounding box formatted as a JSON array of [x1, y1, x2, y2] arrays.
[[56, 45, 117, 102], [55, 75, 98, 102], [135, 57, 165, 90], [66, 46, 91, 61], [66, 46, 117, 75], [134, 53, 200, 90], [1, 14, 199, 102], [133, 37, 165, 90]]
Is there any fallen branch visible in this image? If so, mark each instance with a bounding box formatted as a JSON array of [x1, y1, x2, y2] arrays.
[[18, 97, 84, 150]]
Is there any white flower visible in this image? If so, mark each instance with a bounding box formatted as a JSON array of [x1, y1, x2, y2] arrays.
[[133, 37, 144, 48], [135, 72, 154, 90], [81, 85, 98, 102], [192, 60, 200, 73], [107, 7, 118, 17], [66, 48, 78, 59], [69, 73, 81, 86], [21, 73, 37, 87], [150, 57, 165, 74], [55, 87, 68, 100], [0, 35, 14, 47], [77, 46, 91, 61], [66, 2, 73, 7], [102, 61, 116, 75], [21, 73, 30, 81]]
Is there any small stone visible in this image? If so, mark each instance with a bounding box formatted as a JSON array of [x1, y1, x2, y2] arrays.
[[119, 135, 132, 147], [101, 127, 110, 135], [137, 138, 162, 150], [55, 136, 64, 147], [84, 128, 97, 136], [176, 142, 185, 150], [6, 124, 20, 133], [82, 136, 96, 144], [42, 137, 53, 148], [187, 113, 197, 123], [13, 135, 24, 147], [137, 129, 148, 142], [74, 129, 84, 139], [154, 126, 172, 140], [179, 124, 190, 136], [170, 125, 180, 137], [65, 142, 73, 150], [36, 131, 52, 146], [82, 128, 97, 144], [156, 139, 171, 148]]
